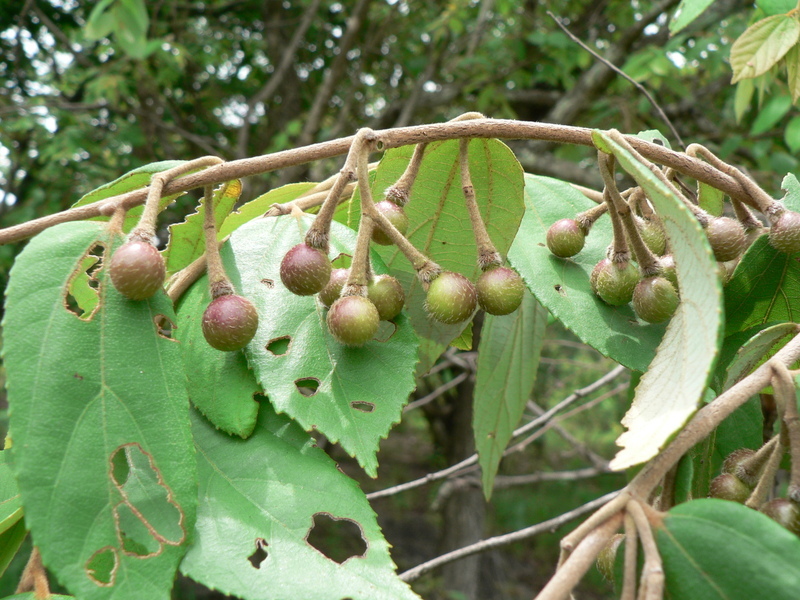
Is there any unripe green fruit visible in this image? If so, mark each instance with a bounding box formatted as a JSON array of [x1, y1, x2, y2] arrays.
[[280, 243, 332, 296], [658, 255, 678, 291], [632, 276, 679, 323], [596, 534, 625, 583], [326, 296, 380, 346], [425, 271, 477, 324], [706, 217, 747, 262], [769, 211, 800, 254], [546, 219, 585, 258], [202, 294, 259, 351], [109, 240, 166, 300], [709, 473, 750, 504], [319, 268, 349, 307], [760, 498, 800, 535], [367, 275, 405, 321], [372, 200, 409, 245], [593, 260, 640, 306], [476, 266, 524, 315], [637, 216, 667, 256]]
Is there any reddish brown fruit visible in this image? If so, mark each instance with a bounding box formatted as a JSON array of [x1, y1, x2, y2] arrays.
[[546, 219, 584, 258], [202, 294, 259, 351], [706, 217, 746, 262], [279, 244, 331, 296], [319, 268, 350, 307], [372, 201, 409, 245], [709, 473, 750, 504], [769, 211, 800, 254], [760, 498, 800, 535], [109, 240, 166, 300], [326, 296, 380, 346]]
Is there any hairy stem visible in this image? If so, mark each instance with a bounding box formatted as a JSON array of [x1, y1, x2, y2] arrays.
[[385, 143, 426, 206], [459, 138, 501, 269], [202, 185, 233, 297], [622, 513, 638, 600], [773, 362, 800, 501]]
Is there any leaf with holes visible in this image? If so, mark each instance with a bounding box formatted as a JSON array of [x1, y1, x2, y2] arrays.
[[70, 160, 188, 232], [181, 406, 420, 600], [657, 499, 800, 599], [347, 140, 525, 375], [593, 131, 723, 471], [163, 180, 242, 277], [219, 182, 318, 237], [725, 235, 800, 334], [2, 221, 196, 600], [508, 174, 666, 372], [175, 276, 262, 438], [224, 215, 418, 476], [474, 290, 547, 499]]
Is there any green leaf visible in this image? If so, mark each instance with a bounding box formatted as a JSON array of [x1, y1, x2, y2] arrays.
[[2, 221, 196, 600], [730, 15, 800, 83], [507, 174, 665, 372], [657, 499, 800, 599], [474, 290, 547, 499], [734, 78, 755, 122], [349, 140, 525, 375], [781, 172, 800, 210], [2, 594, 73, 600], [723, 322, 800, 389], [70, 160, 187, 232], [0, 519, 27, 579], [757, 0, 798, 16], [669, 0, 716, 34], [219, 182, 317, 238], [593, 131, 723, 471], [634, 129, 672, 149], [163, 180, 242, 277], [751, 93, 792, 134], [0, 450, 22, 535], [224, 215, 419, 476], [84, 0, 117, 40], [725, 235, 800, 334], [181, 406, 421, 600], [786, 44, 800, 103], [785, 115, 800, 152], [174, 276, 261, 438], [697, 182, 725, 217]]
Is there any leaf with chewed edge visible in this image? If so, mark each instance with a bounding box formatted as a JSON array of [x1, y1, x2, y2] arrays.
[[592, 130, 723, 471]]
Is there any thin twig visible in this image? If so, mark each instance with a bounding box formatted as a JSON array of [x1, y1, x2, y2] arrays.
[[547, 11, 685, 149], [399, 490, 620, 582], [404, 372, 469, 413]]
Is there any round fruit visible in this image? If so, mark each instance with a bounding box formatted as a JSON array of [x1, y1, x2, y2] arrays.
[[319, 268, 349, 307], [593, 260, 640, 306], [109, 240, 166, 300], [372, 200, 409, 245], [326, 296, 380, 346], [706, 217, 746, 262], [367, 275, 405, 321], [658, 255, 678, 291], [202, 294, 259, 351], [546, 219, 585, 258], [760, 498, 800, 535], [722, 448, 756, 477], [637, 216, 667, 256], [709, 473, 750, 504], [280, 244, 332, 296], [632, 276, 679, 323], [476, 266, 524, 315], [769, 211, 800, 254], [425, 271, 477, 324]]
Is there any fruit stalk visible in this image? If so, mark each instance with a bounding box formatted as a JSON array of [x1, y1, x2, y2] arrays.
[[744, 437, 785, 509], [202, 185, 234, 298], [459, 138, 501, 269], [385, 142, 427, 207], [772, 362, 800, 501], [574, 202, 608, 234], [345, 151, 378, 295]]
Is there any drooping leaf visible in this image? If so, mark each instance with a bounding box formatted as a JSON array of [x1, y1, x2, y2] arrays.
[[348, 140, 525, 375], [223, 215, 419, 476], [180, 407, 421, 600], [725, 235, 800, 334], [508, 174, 666, 372], [785, 116, 800, 152], [669, 0, 716, 34], [734, 78, 756, 122], [786, 44, 800, 103], [2, 221, 196, 600], [730, 15, 800, 83], [174, 276, 261, 438], [70, 160, 188, 232], [474, 289, 547, 499], [163, 179, 242, 277], [592, 131, 723, 471], [0, 519, 27, 579], [219, 182, 318, 238], [751, 93, 792, 135], [657, 499, 800, 599]]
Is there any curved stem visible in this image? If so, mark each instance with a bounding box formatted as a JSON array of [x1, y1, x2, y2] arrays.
[[460, 138, 501, 269], [0, 119, 760, 246], [202, 185, 233, 298], [385, 143, 427, 207]]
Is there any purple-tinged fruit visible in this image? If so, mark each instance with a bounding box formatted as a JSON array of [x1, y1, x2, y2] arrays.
[[109, 240, 166, 300], [546, 219, 585, 258], [372, 200, 409, 246], [327, 296, 380, 346], [202, 294, 259, 351], [319, 268, 349, 307], [476, 266, 525, 315], [280, 243, 332, 296], [368, 275, 405, 321], [632, 276, 679, 323], [425, 271, 477, 324]]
